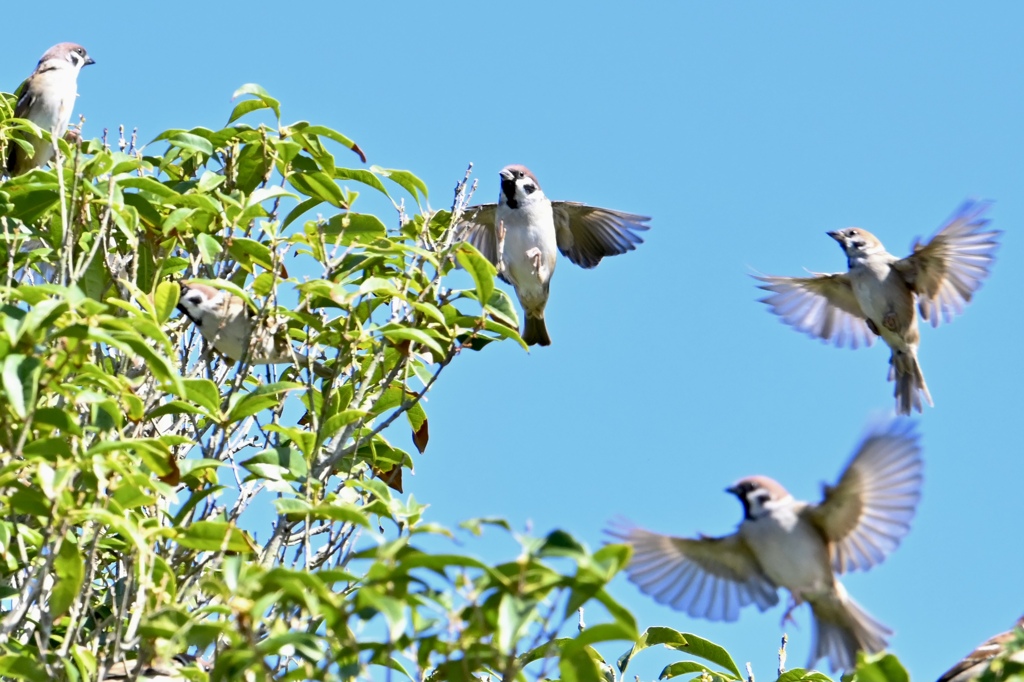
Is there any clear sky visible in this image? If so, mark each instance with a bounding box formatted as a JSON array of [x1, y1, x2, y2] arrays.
[[5, 2, 1022, 680]]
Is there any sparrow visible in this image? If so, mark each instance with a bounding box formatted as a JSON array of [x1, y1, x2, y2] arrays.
[[609, 420, 923, 672], [177, 280, 315, 369], [6, 42, 95, 176], [755, 200, 999, 414], [457, 165, 650, 346], [102, 653, 208, 681], [937, 616, 1024, 682]]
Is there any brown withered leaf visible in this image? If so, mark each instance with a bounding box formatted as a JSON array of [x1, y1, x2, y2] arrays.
[[158, 454, 181, 486], [412, 418, 429, 454], [373, 465, 403, 493], [351, 143, 367, 164]]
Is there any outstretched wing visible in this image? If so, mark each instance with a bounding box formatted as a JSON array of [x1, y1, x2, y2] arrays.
[[454, 203, 510, 283], [894, 200, 1000, 327], [607, 520, 778, 621], [808, 420, 923, 574], [755, 272, 875, 349], [551, 202, 650, 269]]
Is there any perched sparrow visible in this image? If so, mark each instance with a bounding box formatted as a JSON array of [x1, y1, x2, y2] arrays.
[[755, 200, 999, 415], [609, 421, 923, 672], [458, 165, 650, 346], [6, 42, 95, 176], [102, 653, 208, 681], [177, 280, 313, 368], [937, 616, 1024, 682]]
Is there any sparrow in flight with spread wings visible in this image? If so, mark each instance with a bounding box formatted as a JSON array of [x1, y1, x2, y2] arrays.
[[457, 165, 650, 346], [755, 200, 999, 414], [609, 420, 923, 672]]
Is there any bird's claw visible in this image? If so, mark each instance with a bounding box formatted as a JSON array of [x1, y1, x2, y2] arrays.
[[526, 247, 543, 275]]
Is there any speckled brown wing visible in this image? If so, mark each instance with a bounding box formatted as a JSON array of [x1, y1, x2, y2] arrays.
[[551, 202, 650, 269]]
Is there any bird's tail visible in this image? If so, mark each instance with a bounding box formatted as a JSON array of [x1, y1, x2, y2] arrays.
[[808, 585, 891, 672], [522, 314, 551, 346], [888, 347, 932, 415]]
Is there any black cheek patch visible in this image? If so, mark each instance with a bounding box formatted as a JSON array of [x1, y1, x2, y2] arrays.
[[501, 179, 518, 209]]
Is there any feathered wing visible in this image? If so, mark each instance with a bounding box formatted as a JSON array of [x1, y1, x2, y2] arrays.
[[551, 202, 650, 269], [607, 521, 778, 622], [454, 203, 509, 283], [936, 616, 1024, 682], [754, 272, 876, 349], [894, 199, 1000, 327], [5, 79, 36, 176], [808, 421, 923, 574]]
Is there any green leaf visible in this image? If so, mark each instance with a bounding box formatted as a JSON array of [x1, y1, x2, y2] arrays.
[[154, 280, 180, 323], [852, 652, 909, 682], [1, 355, 41, 419], [777, 669, 833, 682], [50, 538, 85, 618], [231, 83, 281, 121], [166, 132, 215, 156], [290, 171, 348, 208], [196, 232, 223, 264], [242, 446, 309, 481], [371, 166, 427, 203], [227, 382, 302, 422], [456, 244, 496, 310], [178, 521, 258, 553]]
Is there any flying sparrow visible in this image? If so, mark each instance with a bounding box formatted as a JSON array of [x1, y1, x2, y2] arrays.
[[937, 616, 1024, 682], [755, 200, 999, 414], [609, 420, 923, 672], [176, 280, 316, 369], [6, 42, 95, 176], [457, 164, 650, 346]]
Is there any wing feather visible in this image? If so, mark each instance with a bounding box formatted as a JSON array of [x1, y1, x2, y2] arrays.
[[608, 521, 778, 621], [551, 202, 650, 269], [894, 200, 1000, 327], [754, 273, 875, 349], [808, 420, 923, 574]]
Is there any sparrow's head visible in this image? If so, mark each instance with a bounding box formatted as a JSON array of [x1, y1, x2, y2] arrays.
[[38, 43, 95, 71], [499, 164, 544, 210], [827, 227, 885, 260], [727, 476, 794, 520], [177, 281, 224, 325]]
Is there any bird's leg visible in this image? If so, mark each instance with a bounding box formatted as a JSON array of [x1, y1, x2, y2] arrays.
[[526, 247, 543, 275], [496, 221, 507, 278], [866, 318, 881, 336]]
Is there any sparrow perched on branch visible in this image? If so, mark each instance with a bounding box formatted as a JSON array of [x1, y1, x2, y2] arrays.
[[609, 421, 923, 672], [457, 164, 650, 346], [6, 42, 95, 176], [176, 280, 317, 370], [755, 200, 999, 414], [937, 616, 1024, 682]]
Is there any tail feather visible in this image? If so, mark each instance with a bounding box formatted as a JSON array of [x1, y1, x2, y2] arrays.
[[888, 348, 932, 415], [522, 314, 551, 347], [809, 587, 891, 672]]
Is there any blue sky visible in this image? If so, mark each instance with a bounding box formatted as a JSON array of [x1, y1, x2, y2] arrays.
[[5, 2, 1023, 679]]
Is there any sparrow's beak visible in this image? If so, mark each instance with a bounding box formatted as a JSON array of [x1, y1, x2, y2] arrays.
[[85, 56, 96, 66], [725, 485, 739, 496], [826, 230, 844, 243], [499, 168, 514, 182]]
